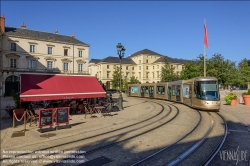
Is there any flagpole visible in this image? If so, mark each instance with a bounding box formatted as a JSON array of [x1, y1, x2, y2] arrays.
[[204, 44, 206, 77]]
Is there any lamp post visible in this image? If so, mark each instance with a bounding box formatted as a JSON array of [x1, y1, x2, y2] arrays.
[[116, 43, 125, 110]]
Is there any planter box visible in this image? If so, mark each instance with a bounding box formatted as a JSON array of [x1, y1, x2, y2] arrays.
[[243, 95, 250, 106]]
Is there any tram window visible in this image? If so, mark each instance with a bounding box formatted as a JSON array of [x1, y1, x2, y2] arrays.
[[157, 86, 165, 95], [176, 85, 180, 96], [172, 86, 176, 96], [145, 87, 149, 94], [199, 81, 219, 100], [194, 82, 201, 99]]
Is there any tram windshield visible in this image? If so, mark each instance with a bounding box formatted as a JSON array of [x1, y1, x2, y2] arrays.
[[195, 81, 219, 101]]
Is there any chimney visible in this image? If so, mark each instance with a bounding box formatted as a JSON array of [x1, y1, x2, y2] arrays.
[[71, 34, 75, 38], [21, 22, 26, 29], [55, 29, 58, 34], [0, 15, 5, 33]]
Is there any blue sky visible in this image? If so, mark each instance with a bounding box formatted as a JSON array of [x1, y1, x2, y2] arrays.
[[2, 1, 250, 65]]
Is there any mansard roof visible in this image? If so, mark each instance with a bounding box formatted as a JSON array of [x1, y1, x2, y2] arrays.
[[128, 48, 163, 58], [4, 26, 89, 46], [89, 56, 136, 65], [153, 56, 191, 64]]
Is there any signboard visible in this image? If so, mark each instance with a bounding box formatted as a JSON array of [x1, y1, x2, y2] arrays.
[[38, 109, 54, 128], [131, 86, 139, 94], [56, 107, 70, 125], [183, 84, 189, 98]]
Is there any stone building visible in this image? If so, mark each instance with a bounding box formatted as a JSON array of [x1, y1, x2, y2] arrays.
[[0, 15, 89, 96], [89, 49, 190, 89]]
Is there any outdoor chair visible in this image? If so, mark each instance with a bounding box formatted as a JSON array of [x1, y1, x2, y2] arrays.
[[70, 103, 77, 114], [26, 110, 38, 126]]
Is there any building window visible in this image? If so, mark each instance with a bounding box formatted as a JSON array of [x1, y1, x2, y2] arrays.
[[64, 49, 68, 56], [10, 59, 17, 68], [146, 72, 149, 78], [146, 60, 148, 63], [153, 66, 154, 70], [107, 72, 110, 78], [113, 65, 116, 69], [132, 72, 135, 77], [78, 64, 83, 71], [10, 43, 16, 51], [126, 66, 128, 70], [79, 51, 82, 57], [139, 72, 141, 78], [139, 60, 141, 64], [157, 65, 159, 69], [146, 66, 148, 70], [63, 63, 68, 71], [107, 65, 109, 69], [153, 72, 154, 78], [139, 66, 141, 70], [126, 72, 129, 78], [157, 71, 159, 78], [30, 45, 35, 53], [48, 47, 52, 54], [47, 61, 53, 69], [132, 67, 134, 70], [29, 60, 36, 69]]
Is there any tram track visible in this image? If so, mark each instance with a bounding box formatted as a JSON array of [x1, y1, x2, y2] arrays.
[[73, 100, 201, 166], [128, 111, 227, 166]]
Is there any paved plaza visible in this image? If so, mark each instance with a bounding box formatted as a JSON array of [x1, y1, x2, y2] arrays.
[[0, 92, 249, 165]]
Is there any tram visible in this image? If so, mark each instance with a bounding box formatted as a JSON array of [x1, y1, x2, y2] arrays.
[[128, 77, 221, 111]]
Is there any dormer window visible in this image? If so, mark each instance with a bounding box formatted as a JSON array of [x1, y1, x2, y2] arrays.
[[64, 49, 68, 56], [30, 45, 35, 53], [10, 43, 16, 51]]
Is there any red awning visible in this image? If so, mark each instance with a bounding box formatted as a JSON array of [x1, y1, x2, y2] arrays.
[[20, 74, 106, 102]]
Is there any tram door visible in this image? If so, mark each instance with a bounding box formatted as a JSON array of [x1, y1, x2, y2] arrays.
[[149, 86, 154, 98], [176, 85, 181, 102], [189, 85, 192, 106], [141, 86, 145, 97], [128, 87, 131, 97], [167, 86, 171, 100]]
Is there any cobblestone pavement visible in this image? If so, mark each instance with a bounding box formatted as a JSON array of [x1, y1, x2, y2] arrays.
[[0, 93, 249, 166]]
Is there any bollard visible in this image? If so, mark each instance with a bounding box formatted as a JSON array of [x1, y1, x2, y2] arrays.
[[23, 111, 28, 132], [12, 110, 15, 128]]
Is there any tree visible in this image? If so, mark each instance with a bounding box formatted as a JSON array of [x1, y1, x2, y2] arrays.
[[180, 61, 202, 79], [238, 59, 250, 87], [111, 66, 123, 91], [129, 76, 140, 84], [161, 60, 178, 82], [206, 53, 237, 86], [123, 76, 129, 91]]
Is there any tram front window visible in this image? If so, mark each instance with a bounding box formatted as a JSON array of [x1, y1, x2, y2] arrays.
[[200, 81, 219, 100]]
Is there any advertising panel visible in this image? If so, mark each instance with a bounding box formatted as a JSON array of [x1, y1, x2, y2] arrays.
[[183, 85, 189, 98], [131, 86, 138, 94]]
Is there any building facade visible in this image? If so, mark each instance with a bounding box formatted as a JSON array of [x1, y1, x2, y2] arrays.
[[89, 49, 190, 89], [0, 16, 89, 96]]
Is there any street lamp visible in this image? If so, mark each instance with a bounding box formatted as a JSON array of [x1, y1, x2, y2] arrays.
[[116, 43, 126, 110]]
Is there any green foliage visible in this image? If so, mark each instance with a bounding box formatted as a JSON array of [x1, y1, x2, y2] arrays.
[[123, 76, 128, 91], [238, 59, 250, 86], [161, 60, 178, 82], [180, 61, 202, 79], [10, 90, 21, 108], [111, 66, 123, 91], [242, 89, 250, 96], [224, 93, 237, 104], [129, 76, 140, 84]]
